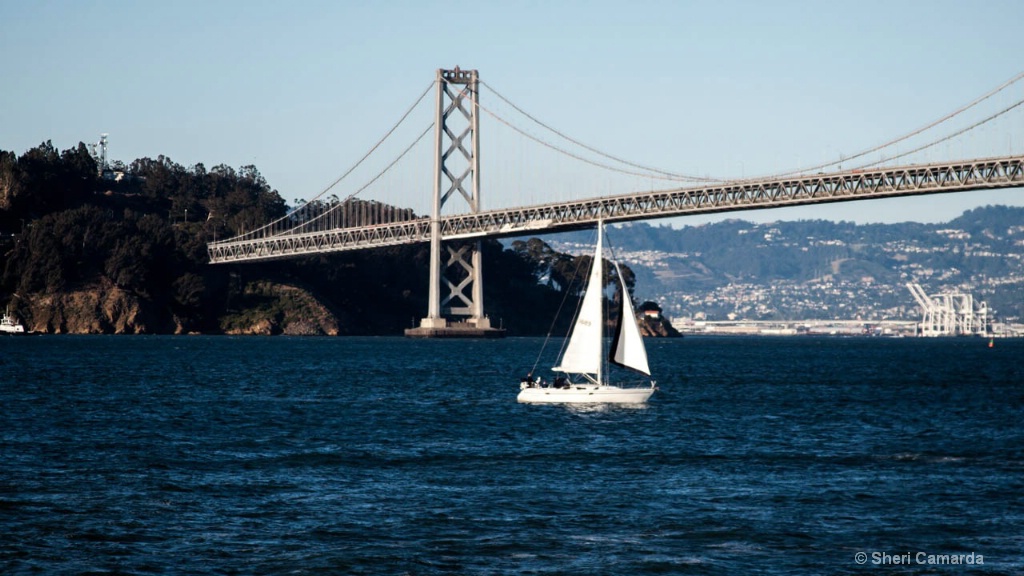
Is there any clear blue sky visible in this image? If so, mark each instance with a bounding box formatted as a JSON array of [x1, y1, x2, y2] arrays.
[[3, 0, 1022, 226]]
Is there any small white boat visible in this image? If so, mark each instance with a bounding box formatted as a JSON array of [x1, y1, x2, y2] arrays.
[[1, 307, 25, 334], [518, 221, 657, 404]]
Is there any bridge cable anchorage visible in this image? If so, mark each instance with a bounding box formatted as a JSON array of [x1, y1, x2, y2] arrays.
[[480, 80, 719, 184], [236, 80, 436, 242], [771, 69, 1024, 178], [845, 96, 1024, 172]]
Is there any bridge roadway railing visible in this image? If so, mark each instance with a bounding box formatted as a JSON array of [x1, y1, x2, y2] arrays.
[[208, 154, 1024, 263]]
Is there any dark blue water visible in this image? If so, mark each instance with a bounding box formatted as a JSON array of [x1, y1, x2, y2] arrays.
[[2, 335, 1022, 575]]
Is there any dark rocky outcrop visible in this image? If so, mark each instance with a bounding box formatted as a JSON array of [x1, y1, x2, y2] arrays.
[[219, 281, 339, 336], [639, 315, 682, 338], [25, 278, 168, 334]]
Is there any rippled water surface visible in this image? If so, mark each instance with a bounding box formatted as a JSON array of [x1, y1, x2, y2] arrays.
[[2, 335, 1022, 574]]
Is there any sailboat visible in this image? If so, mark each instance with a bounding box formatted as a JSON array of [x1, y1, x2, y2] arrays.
[[517, 222, 657, 404]]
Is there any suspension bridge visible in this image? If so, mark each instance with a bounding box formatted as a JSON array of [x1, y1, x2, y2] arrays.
[[207, 68, 1024, 337]]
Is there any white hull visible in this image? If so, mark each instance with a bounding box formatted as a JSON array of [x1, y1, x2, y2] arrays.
[[0, 314, 25, 334], [517, 384, 656, 404]]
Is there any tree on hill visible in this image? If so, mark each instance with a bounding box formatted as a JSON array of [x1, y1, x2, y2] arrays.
[[0, 141, 97, 228]]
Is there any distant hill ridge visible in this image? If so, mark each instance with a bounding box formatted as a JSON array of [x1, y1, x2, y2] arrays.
[[538, 205, 1024, 322]]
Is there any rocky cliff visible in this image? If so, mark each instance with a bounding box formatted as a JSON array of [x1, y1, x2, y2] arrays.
[[17, 278, 339, 336], [25, 279, 174, 334], [219, 280, 340, 336], [639, 315, 682, 338]]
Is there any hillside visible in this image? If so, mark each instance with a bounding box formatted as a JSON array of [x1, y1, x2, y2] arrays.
[[541, 206, 1024, 322], [0, 142, 625, 336]]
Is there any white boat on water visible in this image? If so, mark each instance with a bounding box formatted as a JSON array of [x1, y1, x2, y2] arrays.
[[517, 221, 657, 404], [1, 307, 25, 334]]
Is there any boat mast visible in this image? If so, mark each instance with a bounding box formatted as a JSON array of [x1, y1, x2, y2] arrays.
[[596, 221, 603, 386]]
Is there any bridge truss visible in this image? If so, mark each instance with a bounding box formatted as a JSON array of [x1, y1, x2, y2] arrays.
[[208, 153, 1024, 263]]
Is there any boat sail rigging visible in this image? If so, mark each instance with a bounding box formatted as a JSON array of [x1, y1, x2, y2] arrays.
[[518, 221, 657, 404]]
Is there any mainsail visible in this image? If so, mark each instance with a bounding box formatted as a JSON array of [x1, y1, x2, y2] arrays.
[[609, 262, 651, 375], [553, 225, 604, 376]]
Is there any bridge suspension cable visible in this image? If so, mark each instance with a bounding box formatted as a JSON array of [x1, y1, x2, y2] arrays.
[[288, 122, 433, 235], [230, 80, 436, 242], [481, 71, 1024, 186], [479, 80, 720, 184], [845, 95, 1024, 171], [304, 81, 434, 204], [773, 70, 1024, 177]]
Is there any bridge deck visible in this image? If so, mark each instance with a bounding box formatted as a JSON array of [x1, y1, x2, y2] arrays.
[[208, 155, 1024, 263]]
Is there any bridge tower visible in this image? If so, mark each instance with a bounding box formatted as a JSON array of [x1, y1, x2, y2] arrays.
[[406, 67, 505, 338]]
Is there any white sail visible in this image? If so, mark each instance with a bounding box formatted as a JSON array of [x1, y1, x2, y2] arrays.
[[610, 262, 651, 375], [553, 225, 604, 375]]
